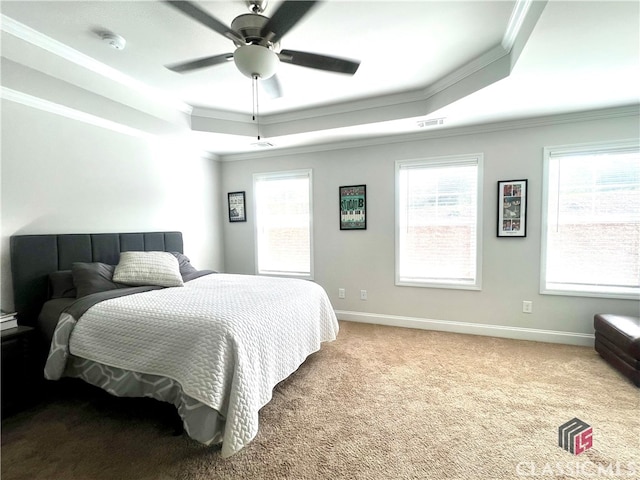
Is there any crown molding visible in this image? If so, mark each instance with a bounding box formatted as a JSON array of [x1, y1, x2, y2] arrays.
[[1, 86, 154, 139], [422, 44, 509, 100], [219, 105, 639, 162], [190, 106, 252, 123], [502, 0, 533, 51]]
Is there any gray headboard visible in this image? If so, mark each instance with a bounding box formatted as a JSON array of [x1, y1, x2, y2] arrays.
[[10, 231, 183, 327]]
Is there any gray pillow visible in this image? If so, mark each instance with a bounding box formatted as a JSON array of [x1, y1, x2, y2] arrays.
[[49, 270, 77, 299], [113, 251, 184, 287], [72, 262, 126, 298], [170, 252, 198, 276]]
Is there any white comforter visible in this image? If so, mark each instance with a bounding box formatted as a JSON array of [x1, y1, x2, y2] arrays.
[[50, 274, 339, 457]]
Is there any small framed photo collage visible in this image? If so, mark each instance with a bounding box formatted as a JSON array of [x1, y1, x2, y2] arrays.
[[497, 179, 527, 237]]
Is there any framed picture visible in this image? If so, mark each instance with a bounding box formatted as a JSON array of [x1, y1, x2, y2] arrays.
[[339, 184, 366, 230], [497, 179, 527, 237], [228, 191, 246, 222]]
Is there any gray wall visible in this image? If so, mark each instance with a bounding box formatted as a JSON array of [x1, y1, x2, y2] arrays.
[[1, 99, 224, 311], [221, 111, 640, 343], [2, 95, 637, 344]]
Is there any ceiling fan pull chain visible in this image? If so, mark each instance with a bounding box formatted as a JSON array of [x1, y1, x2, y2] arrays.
[[252, 75, 256, 122], [252, 74, 261, 140]]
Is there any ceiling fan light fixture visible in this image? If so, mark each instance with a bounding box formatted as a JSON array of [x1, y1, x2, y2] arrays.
[[234, 44, 279, 79]]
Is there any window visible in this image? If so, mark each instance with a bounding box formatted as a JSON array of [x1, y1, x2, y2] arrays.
[[396, 154, 483, 289], [541, 140, 640, 299], [254, 169, 313, 278]]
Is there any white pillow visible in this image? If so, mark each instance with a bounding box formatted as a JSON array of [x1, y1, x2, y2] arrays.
[[113, 251, 184, 287]]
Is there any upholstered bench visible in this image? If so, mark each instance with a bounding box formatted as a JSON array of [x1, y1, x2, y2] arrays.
[[594, 314, 640, 387]]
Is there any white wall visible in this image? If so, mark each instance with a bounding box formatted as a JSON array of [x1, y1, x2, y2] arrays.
[[1, 99, 224, 311], [221, 110, 640, 344]]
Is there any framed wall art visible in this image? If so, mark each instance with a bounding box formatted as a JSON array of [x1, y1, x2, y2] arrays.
[[339, 184, 366, 230], [228, 191, 246, 222], [497, 179, 527, 237]]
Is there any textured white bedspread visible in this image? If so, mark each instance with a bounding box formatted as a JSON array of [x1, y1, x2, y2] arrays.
[[65, 274, 339, 457]]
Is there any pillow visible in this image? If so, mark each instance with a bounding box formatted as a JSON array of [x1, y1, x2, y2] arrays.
[[72, 262, 125, 298], [170, 252, 198, 276], [113, 251, 184, 287], [49, 270, 77, 299]]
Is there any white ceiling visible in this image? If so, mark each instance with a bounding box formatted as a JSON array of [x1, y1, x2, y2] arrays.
[[1, 0, 639, 158]]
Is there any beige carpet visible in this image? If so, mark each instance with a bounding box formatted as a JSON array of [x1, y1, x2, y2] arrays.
[[2, 321, 639, 480]]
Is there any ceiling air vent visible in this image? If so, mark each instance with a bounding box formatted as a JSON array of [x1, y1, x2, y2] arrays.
[[252, 141, 274, 148], [416, 118, 445, 128]]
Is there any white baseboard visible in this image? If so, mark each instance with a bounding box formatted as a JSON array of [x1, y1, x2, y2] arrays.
[[334, 310, 595, 347]]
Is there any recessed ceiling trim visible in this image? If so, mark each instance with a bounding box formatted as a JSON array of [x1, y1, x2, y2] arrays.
[[502, 0, 533, 51], [190, 44, 510, 134], [189, 5, 516, 127], [219, 105, 639, 162], [192, 48, 513, 141], [0, 14, 192, 115], [422, 44, 508, 99], [260, 50, 512, 139], [191, 106, 257, 123], [190, 0, 540, 141], [192, 87, 429, 125], [1, 86, 154, 139], [264, 90, 428, 125]]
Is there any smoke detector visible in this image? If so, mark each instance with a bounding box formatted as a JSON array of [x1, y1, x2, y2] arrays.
[[100, 32, 126, 50]]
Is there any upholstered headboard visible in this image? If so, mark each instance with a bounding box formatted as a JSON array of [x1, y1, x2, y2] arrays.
[[10, 231, 183, 327]]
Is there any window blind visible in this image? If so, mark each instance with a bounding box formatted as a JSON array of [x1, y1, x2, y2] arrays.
[[254, 170, 312, 278], [543, 142, 640, 298], [397, 156, 481, 288]]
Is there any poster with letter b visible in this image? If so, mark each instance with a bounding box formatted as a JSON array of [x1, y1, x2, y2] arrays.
[[340, 185, 366, 230]]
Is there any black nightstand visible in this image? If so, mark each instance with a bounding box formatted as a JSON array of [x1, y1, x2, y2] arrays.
[[1, 325, 38, 416]]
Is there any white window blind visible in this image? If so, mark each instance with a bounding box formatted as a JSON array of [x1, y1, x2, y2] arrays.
[[542, 141, 640, 298], [396, 155, 482, 289], [254, 170, 313, 278]]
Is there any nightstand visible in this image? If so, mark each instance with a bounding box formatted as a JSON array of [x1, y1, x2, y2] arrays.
[[1, 325, 38, 416]]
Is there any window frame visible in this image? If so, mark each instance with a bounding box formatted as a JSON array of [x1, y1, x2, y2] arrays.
[[395, 153, 484, 290], [253, 168, 314, 280], [540, 139, 640, 300]]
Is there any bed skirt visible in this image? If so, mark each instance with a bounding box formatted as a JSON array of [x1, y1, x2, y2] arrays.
[[63, 356, 225, 446]]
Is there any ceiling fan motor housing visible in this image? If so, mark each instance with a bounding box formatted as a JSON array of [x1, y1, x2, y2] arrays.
[[231, 12, 279, 79], [231, 13, 272, 47]]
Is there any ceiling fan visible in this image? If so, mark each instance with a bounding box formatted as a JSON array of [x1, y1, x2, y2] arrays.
[[164, 0, 360, 98]]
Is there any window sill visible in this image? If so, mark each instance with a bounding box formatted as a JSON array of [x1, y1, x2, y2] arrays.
[[541, 286, 639, 301], [396, 280, 481, 291]]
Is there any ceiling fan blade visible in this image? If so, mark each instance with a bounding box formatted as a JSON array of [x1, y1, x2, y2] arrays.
[[279, 49, 360, 75], [261, 74, 283, 99], [165, 1, 244, 44], [261, 1, 319, 43], [166, 53, 234, 73]]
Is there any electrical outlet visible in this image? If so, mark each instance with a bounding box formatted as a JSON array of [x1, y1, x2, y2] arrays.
[[360, 290, 367, 300], [522, 301, 533, 314], [338, 288, 345, 299]]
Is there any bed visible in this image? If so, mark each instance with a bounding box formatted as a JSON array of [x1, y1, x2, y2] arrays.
[[10, 231, 339, 457]]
